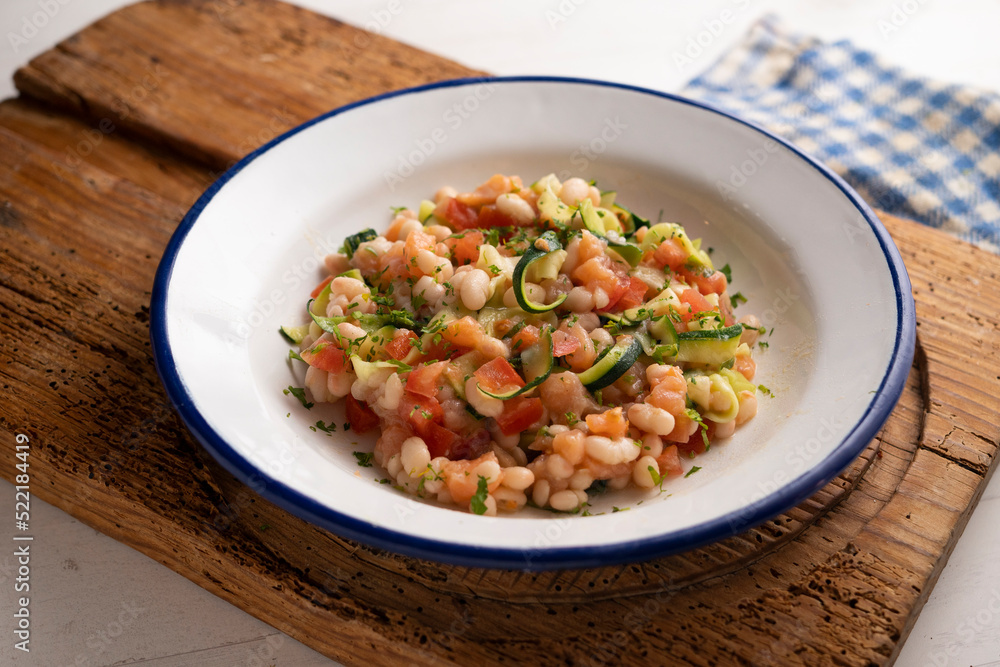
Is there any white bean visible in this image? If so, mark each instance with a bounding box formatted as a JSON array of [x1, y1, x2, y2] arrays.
[[589, 327, 613, 351], [546, 454, 574, 480], [493, 487, 528, 512], [416, 249, 453, 281], [401, 437, 430, 476], [642, 433, 664, 458], [473, 459, 502, 485], [549, 489, 582, 512], [397, 219, 423, 241], [739, 314, 762, 347], [628, 403, 677, 437], [712, 419, 736, 439], [460, 269, 491, 310], [413, 275, 445, 310], [434, 186, 457, 203], [532, 479, 551, 507], [502, 466, 535, 491], [425, 224, 452, 241], [496, 193, 535, 225], [568, 469, 593, 491], [736, 391, 758, 425], [386, 454, 402, 478], [632, 455, 660, 489], [304, 366, 333, 403], [584, 435, 642, 465], [377, 373, 404, 411], [565, 286, 596, 313], [559, 177, 590, 206]]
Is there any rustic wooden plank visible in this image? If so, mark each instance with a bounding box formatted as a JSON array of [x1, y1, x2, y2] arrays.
[[1, 1, 998, 665]]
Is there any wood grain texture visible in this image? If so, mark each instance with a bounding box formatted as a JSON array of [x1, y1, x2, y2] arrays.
[[1, 1, 998, 665]]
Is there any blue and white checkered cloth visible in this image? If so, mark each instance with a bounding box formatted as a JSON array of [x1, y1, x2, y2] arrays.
[[683, 15, 1000, 253]]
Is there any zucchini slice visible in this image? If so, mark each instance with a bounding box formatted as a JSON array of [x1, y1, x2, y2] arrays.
[[480, 328, 554, 400], [606, 237, 643, 267], [576, 335, 642, 391], [512, 232, 568, 313], [279, 323, 311, 344], [577, 199, 623, 236], [337, 268, 364, 281], [675, 324, 744, 366], [342, 228, 377, 259], [537, 187, 574, 224]]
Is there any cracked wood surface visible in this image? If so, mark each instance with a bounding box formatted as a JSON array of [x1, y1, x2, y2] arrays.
[[1, 1, 998, 665]]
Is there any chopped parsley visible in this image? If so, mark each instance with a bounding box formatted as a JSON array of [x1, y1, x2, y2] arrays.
[[283, 386, 313, 409], [685, 466, 702, 478], [720, 263, 732, 283], [757, 341, 769, 350], [353, 451, 374, 467], [315, 420, 337, 433], [758, 384, 775, 397], [730, 291, 747, 308], [470, 475, 490, 515], [612, 506, 629, 513], [565, 411, 579, 427]]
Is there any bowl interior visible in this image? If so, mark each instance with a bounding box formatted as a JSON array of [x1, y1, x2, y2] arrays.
[[156, 78, 911, 568]]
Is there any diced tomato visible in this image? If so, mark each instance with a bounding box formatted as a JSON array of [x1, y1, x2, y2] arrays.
[[585, 407, 629, 439], [735, 355, 756, 381], [345, 394, 379, 434], [300, 342, 347, 374], [605, 276, 648, 313], [598, 275, 630, 313], [443, 198, 479, 230], [422, 421, 458, 458], [678, 288, 714, 323], [493, 318, 517, 338], [653, 238, 688, 272], [656, 444, 683, 477], [495, 397, 544, 436], [400, 393, 444, 437], [406, 361, 446, 398], [444, 230, 484, 266], [681, 268, 728, 296], [511, 324, 540, 352], [677, 420, 715, 457], [551, 329, 580, 357], [310, 275, 333, 298], [473, 357, 524, 393], [386, 329, 419, 360], [440, 316, 485, 350], [477, 204, 518, 229]]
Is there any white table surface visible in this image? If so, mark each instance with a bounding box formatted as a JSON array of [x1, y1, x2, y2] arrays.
[[2, 1, 999, 665]]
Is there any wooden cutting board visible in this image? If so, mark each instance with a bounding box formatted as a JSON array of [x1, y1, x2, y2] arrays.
[[2, 1, 998, 664]]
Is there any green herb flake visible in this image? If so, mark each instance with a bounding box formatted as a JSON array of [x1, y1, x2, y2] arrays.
[[730, 292, 748, 308], [315, 420, 337, 433], [685, 466, 702, 478], [612, 506, 630, 513], [283, 386, 314, 409], [758, 384, 775, 397], [353, 451, 374, 467], [288, 349, 305, 362], [565, 411, 579, 427], [720, 264, 733, 283], [470, 475, 490, 515]]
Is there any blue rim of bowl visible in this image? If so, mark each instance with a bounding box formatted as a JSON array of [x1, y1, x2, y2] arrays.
[[150, 76, 916, 571]]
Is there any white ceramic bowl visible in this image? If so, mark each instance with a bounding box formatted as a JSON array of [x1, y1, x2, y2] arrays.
[[151, 77, 915, 570]]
